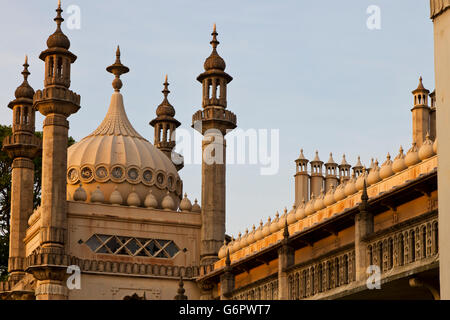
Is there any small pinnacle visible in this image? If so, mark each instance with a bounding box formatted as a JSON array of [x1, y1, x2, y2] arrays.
[[210, 24, 219, 49]]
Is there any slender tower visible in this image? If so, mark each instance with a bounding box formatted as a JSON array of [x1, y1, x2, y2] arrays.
[[338, 154, 351, 182], [192, 25, 237, 265], [294, 149, 309, 206], [30, 1, 80, 299], [411, 77, 430, 147], [324, 153, 338, 192], [309, 151, 324, 199], [150, 75, 183, 170], [2, 57, 41, 283]]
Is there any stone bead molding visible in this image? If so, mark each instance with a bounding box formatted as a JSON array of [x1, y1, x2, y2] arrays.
[[430, 0, 450, 18], [24, 252, 200, 279], [67, 164, 182, 195]]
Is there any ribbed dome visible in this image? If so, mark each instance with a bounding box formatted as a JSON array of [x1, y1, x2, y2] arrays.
[[47, 30, 70, 50], [67, 91, 182, 208], [204, 51, 226, 71]]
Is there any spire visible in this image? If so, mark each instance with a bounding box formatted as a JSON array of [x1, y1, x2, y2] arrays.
[[55, 0, 64, 30], [106, 46, 130, 92], [211, 23, 219, 50], [46, 0, 70, 50], [13, 56, 35, 100], [283, 218, 290, 241], [203, 24, 226, 71], [154, 74, 175, 117]]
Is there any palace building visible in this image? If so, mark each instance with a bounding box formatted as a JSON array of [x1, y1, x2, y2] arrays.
[[0, 1, 449, 300]]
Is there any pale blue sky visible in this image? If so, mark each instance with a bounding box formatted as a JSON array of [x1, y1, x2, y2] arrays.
[[0, 1, 434, 237]]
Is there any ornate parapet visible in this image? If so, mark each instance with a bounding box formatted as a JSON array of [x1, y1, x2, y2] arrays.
[[33, 87, 81, 117], [430, 0, 450, 19]]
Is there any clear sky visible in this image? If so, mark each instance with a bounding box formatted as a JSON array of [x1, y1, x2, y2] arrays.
[[0, 1, 434, 237]]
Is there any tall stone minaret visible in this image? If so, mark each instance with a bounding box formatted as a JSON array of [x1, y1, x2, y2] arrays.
[[31, 1, 81, 300], [411, 77, 430, 147], [150, 75, 182, 170], [2, 57, 41, 283], [192, 25, 237, 266]]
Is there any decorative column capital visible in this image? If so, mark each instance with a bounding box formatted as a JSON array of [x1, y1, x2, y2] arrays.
[[430, 0, 450, 19]]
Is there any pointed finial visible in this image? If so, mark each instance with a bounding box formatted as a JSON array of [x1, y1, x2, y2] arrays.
[[174, 275, 188, 300], [106, 45, 129, 92], [210, 23, 219, 50], [162, 74, 170, 98], [225, 249, 231, 267], [387, 152, 391, 160], [283, 218, 289, 241], [54, 0, 64, 30], [22, 55, 30, 81], [359, 179, 369, 212]]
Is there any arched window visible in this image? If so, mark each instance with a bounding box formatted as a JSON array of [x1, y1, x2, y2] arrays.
[[421, 226, 427, 259], [294, 273, 299, 299], [343, 255, 349, 284], [378, 241, 383, 272], [335, 258, 340, 287], [310, 267, 315, 296], [318, 264, 323, 292], [433, 222, 439, 254], [388, 238, 394, 269]]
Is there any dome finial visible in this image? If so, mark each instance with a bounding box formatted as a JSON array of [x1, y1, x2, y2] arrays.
[[106, 45, 129, 92], [211, 23, 219, 50], [163, 74, 170, 99], [55, 0, 64, 31], [22, 55, 30, 82]]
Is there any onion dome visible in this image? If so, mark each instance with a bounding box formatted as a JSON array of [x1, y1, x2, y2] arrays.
[[277, 209, 288, 230], [13, 56, 34, 100], [392, 146, 407, 173], [287, 205, 297, 225], [355, 169, 368, 191], [127, 187, 141, 207], [334, 179, 346, 202], [109, 186, 123, 205], [324, 185, 336, 207], [67, 47, 182, 209], [73, 184, 87, 202], [232, 234, 241, 252], [203, 24, 226, 71], [295, 200, 306, 220], [218, 240, 227, 259], [156, 75, 176, 117], [46, 1, 70, 50], [269, 212, 279, 233], [314, 189, 326, 211], [247, 225, 256, 245], [418, 133, 435, 160], [162, 191, 175, 211], [192, 199, 201, 213], [367, 160, 381, 185], [405, 142, 421, 166], [228, 238, 236, 254], [262, 217, 271, 238], [380, 153, 394, 179], [90, 186, 105, 203], [144, 190, 158, 209], [433, 138, 437, 154], [344, 173, 357, 196], [240, 229, 249, 248], [179, 193, 193, 212], [254, 220, 264, 241], [305, 195, 316, 216]]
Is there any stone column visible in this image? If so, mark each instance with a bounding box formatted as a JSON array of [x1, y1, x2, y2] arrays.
[[278, 222, 294, 300], [354, 181, 373, 282], [431, 0, 450, 300]]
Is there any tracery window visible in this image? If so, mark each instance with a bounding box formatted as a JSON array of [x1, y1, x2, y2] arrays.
[[85, 234, 180, 259]]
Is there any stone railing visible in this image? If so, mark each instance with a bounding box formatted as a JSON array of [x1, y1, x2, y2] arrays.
[[286, 247, 355, 299], [365, 213, 438, 274], [232, 276, 278, 300]]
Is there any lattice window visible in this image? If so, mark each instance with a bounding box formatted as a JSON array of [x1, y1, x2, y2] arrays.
[[85, 234, 180, 259]]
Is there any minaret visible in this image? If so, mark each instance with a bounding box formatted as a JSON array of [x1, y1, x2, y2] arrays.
[[192, 24, 237, 265], [411, 77, 430, 147], [353, 156, 364, 177], [338, 154, 351, 182], [324, 153, 338, 192], [30, 1, 81, 300], [2, 57, 41, 283], [294, 149, 309, 207], [309, 151, 324, 199], [150, 75, 183, 170]]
